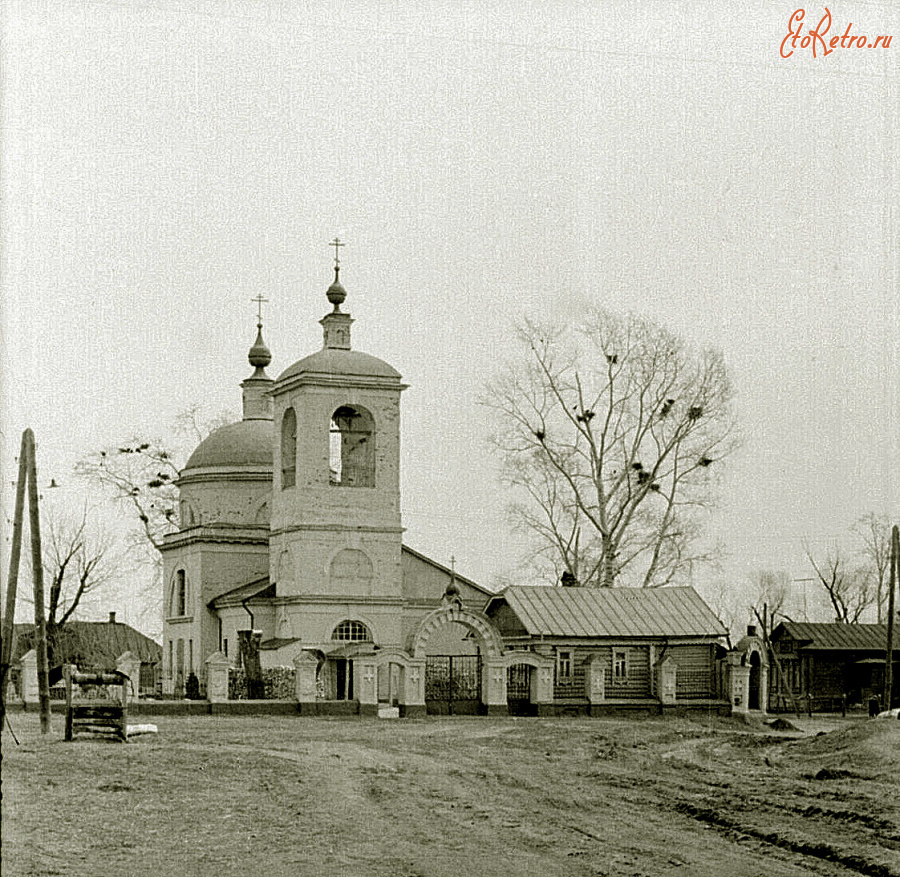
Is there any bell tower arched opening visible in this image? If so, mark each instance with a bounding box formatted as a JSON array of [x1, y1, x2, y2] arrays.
[[329, 405, 374, 487]]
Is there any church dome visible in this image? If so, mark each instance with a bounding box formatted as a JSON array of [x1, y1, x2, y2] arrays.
[[183, 420, 273, 471], [276, 348, 401, 383]]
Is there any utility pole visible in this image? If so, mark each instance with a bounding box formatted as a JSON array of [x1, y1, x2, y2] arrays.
[[0, 433, 29, 726], [883, 525, 898, 712], [25, 429, 52, 733]]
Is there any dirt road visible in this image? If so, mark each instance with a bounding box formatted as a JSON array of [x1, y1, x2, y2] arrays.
[[3, 711, 898, 876]]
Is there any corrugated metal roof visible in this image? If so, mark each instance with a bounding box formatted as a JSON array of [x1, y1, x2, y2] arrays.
[[778, 622, 896, 651], [492, 586, 727, 638]]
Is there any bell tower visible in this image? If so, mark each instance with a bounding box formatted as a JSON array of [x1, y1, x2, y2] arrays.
[[269, 250, 406, 626]]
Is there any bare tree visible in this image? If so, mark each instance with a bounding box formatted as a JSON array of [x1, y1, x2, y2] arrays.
[[486, 309, 738, 588], [17, 507, 117, 672], [748, 569, 791, 639], [74, 405, 231, 567], [805, 543, 875, 623], [852, 512, 892, 623]]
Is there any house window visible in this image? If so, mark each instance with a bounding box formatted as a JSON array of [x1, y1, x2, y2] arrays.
[[332, 620, 372, 642], [172, 570, 187, 616], [557, 649, 572, 682], [613, 650, 628, 683], [329, 406, 374, 487], [281, 407, 297, 488]]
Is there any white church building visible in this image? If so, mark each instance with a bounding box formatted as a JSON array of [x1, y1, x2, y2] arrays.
[[160, 261, 507, 716]]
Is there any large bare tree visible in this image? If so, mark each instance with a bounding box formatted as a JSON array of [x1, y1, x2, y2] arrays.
[[805, 543, 875, 624], [487, 309, 738, 588]]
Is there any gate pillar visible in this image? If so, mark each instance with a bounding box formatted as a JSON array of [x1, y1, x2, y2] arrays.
[[356, 659, 378, 717], [484, 658, 508, 716], [657, 654, 678, 706], [293, 651, 320, 715], [21, 649, 39, 707], [401, 658, 427, 718], [205, 651, 230, 704], [534, 665, 555, 716]]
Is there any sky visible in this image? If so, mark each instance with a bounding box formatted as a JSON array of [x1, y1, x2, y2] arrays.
[[2, 0, 898, 636]]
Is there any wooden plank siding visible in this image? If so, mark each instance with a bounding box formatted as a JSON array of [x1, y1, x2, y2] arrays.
[[668, 644, 716, 699]]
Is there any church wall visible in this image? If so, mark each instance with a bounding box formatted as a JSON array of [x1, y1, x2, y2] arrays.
[[272, 531, 402, 600], [161, 538, 269, 693], [161, 548, 203, 695], [179, 476, 271, 528], [276, 601, 404, 649], [199, 544, 269, 603], [400, 550, 489, 605]]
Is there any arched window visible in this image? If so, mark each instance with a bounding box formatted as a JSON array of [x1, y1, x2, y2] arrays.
[[281, 407, 297, 489], [332, 620, 372, 642], [329, 405, 374, 487], [171, 569, 187, 616]]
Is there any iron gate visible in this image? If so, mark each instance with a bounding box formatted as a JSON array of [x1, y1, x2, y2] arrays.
[[425, 655, 482, 715], [506, 663, 536, 716]]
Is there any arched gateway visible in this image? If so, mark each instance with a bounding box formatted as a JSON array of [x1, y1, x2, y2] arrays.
[[410, 604, 508, 716]]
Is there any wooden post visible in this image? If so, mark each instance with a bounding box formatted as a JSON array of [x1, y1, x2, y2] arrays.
[[0, 432, 29, 724], [64, 664, 74, 742], [25, 430, 52, 734], [883, 524, 898, 712]]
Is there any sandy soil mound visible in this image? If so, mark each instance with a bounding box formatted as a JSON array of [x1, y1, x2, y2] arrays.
[[787, 717, 900, 775]]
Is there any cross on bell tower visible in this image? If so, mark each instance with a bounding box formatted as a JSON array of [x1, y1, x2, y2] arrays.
[[322, 238, 352, 349]]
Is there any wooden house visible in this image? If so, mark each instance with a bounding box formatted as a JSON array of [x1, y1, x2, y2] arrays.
[[8, 614, 162, 699], [769, 621, 899, 712], [485, 586, 730, 716]]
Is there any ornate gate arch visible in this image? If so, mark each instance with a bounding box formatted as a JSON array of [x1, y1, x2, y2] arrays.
[[410, 604, 504, 659], [410, 605, 506, 715]]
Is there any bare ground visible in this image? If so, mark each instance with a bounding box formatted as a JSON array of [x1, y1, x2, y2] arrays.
[[2, 710, 898, 877]]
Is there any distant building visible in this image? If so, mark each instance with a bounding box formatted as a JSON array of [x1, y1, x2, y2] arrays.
[[769, 621, 899, 711], [8, 613, 161, 698]]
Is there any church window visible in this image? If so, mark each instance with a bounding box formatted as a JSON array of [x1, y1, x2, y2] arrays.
[[330, 549, 374, 593], [329, 406, 374, 487], [332, 620, 372, 642], [281, 407, 297, 489], [172, 570, 187, 617]]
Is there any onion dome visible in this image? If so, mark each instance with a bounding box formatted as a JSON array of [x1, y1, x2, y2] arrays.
[[248, 326, 272, 372]]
